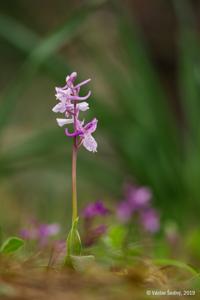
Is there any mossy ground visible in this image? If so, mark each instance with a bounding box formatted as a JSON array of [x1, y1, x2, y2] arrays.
[[0, 256, 199, 300]]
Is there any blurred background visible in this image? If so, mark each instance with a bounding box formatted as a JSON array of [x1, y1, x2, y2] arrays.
[[0, 0, 200, 232]]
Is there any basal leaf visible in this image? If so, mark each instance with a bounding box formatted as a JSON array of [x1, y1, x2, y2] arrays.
[[66, 217, 82, 258], [0, 237, 24, 254]]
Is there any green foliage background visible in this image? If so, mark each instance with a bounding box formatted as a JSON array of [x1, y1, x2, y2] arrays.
[[0, 0, 199, 229]]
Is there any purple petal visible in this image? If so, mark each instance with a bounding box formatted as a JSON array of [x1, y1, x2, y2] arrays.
[[65, 128, 82, 137], [84, 118, 98, 135], [65, 102, 89, 113], [55, 87, 71, 102], [66, 72, 77, 86], [82, 201, 109, 219], [68, 90, 91, 101], [74, 78, 91, 89]]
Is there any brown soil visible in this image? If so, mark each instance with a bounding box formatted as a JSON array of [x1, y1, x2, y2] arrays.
[[0, 257, 199, 300]]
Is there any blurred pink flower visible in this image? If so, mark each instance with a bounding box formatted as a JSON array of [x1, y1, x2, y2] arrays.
[[82, 201, 109, 246], [116, 183, 160, 233], [140, 209, 160, 233], [82, 201, 109, 219], [116, 201, 133, 223], [19, 221, 60, 246], [125, 185, 152, 209]]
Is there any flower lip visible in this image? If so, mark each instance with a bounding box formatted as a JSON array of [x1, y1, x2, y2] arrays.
[[82, 134, 97, 152]]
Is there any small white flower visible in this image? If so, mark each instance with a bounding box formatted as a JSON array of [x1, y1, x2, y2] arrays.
[[78, 102, 89, 111], [52, 101, 66, 113]]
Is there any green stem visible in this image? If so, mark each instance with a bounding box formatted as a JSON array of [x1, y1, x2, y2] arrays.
[[72, 141, 77, 223], [72, 100, 78, 224]]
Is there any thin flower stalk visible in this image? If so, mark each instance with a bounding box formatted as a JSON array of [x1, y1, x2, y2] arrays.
[[52, 72, 98, 256]]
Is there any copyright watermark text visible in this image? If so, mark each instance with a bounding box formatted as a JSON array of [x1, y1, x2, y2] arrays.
[[146, 289, 196, 297]]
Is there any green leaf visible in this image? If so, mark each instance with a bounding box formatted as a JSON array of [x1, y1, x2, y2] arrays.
[[0, 227, 2, 247], [173, 0, 200, 136], [105, 225, 127, 250], [173, 0, 200, 212], [83, 9, 184, 215], [0, 237, 24, 254], [153, 258, 198, 276], [66, 218, 82, 258], [185, 229, 200, 258], [0, 14, 38, 53]]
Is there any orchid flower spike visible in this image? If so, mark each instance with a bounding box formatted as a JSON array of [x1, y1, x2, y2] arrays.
[[52, 72, 98, 258], [52, 72, 98, 153]]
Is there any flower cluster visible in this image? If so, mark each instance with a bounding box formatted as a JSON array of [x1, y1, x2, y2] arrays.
[[52, 72, 98, 152], [82, 201, 110, 246], [20, 220, 60, 246], [117, 184, 160, 233], [82, 200, 110, 219], [20, 220, 67, 266]]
